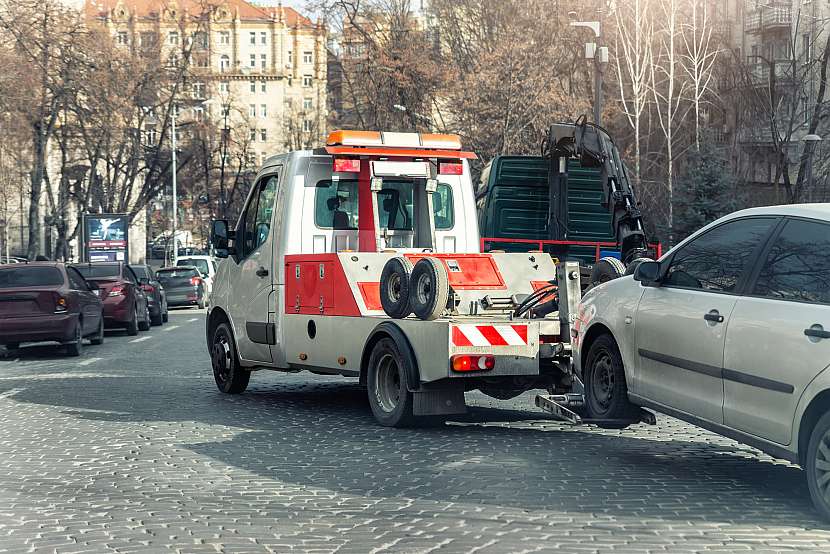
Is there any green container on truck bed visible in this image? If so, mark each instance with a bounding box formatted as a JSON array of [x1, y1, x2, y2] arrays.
[[476, 156, 616, 264]]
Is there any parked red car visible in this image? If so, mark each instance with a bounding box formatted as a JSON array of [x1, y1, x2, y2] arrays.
[[0, 262, 104, 356], [71, 262, 151, 336]]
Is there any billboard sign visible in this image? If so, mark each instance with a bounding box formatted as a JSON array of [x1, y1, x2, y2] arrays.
[[82, 213, 129, 262]]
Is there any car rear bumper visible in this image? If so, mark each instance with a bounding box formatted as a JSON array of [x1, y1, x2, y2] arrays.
[[103, 296, 132, 323], [165, 287, 201, 306], [0, 313, 76, 344]]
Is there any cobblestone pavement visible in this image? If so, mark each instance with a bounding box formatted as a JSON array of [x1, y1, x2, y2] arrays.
[[1, 309, 829, 553]]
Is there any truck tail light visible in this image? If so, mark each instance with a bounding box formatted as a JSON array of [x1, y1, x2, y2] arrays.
[[54, 295, 68, 313], [451, 354, 495, 373], [439, 162, 463, 175], [333, 158, 360, 173], [190, 276, 202, 286], [108, 285, 125, 297]]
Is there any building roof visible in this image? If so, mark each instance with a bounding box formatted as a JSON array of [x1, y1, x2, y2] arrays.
[[84, 0, 314, 27]]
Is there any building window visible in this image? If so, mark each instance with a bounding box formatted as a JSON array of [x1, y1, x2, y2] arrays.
[[303, 51, 313, 64], [260, 32, 267, 45], [168, 31, 179, 46], [287, 50, 292, 64], [303, 98, 313, 111], [219, 31, 230, 45], [260, 129, 267, 142], [303, 75, 313, 87], [260, 81, 267, 93], [219, 55, 230, 72], [192, 31, 207, 50], [303, 119, 312, 133], [192, 82, 205, 98], [193, 106, 204, 121], [116, 31, 128, 45], [260, 152, 268, 165], [260, 54, 267, 70], [250, 54, 256, 68], [287, 77, 293, 87], [247, 151, 257, 166], [249, 32, 256, 45], [221, 105, 230, 117], [260, 104, 267, 117], [172, 105, 181, 117], [146, 127, 157, 144], [249, 104, 256, 118], [219, 81, 229, 93], [250, 80, 256, 93], [140, 32, 157, 48], [250, 129, 256, 141]]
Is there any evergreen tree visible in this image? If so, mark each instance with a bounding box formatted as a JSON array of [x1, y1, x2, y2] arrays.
[[673, 139, 738, 242]]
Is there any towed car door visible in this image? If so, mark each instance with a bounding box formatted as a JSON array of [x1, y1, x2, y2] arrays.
[[634, 217, 778, 424], [724, 217, 830, 445]]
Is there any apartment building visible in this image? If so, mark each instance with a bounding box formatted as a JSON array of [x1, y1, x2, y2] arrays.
[[85, 0, 327, 165]]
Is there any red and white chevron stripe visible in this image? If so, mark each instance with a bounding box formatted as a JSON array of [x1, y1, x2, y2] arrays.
[[452, 324, 529, 347]]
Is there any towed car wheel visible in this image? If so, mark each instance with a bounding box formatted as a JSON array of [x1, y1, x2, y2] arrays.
[[211, 323, 250, 394], [806, 412, 830, 520], [138, 304, 151, 331], [583, 334, 636, 427]]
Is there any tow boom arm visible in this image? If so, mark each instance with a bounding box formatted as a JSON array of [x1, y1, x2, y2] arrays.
[[541, 116, 650, 264]]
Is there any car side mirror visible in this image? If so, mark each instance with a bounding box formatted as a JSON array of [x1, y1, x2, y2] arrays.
[[210, 219, 235, 259], [86, 280, 99, 291], [139, 277, 150, 286], [633, 261, 661, 286]]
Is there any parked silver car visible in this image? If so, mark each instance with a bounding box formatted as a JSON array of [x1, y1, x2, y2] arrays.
[[573, 204, 830, 518]]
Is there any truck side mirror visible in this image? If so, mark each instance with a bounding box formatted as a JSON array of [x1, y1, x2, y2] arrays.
[[210, 219, 235, 258], [633, 260, 661, 286]]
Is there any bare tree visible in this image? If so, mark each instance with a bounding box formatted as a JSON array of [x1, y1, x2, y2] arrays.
[[650, 0, 688, 231], [680, 0, 719, 152], [614, 0, 654, 184]]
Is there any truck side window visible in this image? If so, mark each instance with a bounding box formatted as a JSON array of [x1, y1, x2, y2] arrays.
[[241, 173, 280, 258], [315, 180, 358, 229]]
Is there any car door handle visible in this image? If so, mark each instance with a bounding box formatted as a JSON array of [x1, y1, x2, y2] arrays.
[[256, 266, 269, 278], [805, 327, 830, 340], [704, 312, 724, 323]]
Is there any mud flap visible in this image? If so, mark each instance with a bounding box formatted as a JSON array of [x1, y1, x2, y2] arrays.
[[413, 387, 467, 416]]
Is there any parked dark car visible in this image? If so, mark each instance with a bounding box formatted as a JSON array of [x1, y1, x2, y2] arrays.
[[129, 264, 168, 326], [155, 266, 205, 309], [0, 262, 104, 356], [71, 262, 151, 335]]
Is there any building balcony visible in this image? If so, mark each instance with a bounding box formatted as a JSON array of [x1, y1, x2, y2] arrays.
[[744, 60, 795, 87], [745, 5, 791, 34]]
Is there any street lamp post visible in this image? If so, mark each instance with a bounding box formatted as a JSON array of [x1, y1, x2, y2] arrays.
[[171, 107, 178, 266], [569, 17, 607, 126]]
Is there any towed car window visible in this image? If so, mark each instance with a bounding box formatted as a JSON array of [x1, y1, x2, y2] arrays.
[[0, 266, 63, 288], [130, 265, 149, 279], [73, 264, 121, 279], [157, 268, 199, 279]]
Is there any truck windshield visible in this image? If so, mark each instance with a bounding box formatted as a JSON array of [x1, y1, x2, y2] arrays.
[[315, 180, 454, 230]]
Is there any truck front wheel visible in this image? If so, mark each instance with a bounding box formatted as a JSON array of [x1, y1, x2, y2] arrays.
[[211, 322, 250, 394], [367, 337, 416, 427]]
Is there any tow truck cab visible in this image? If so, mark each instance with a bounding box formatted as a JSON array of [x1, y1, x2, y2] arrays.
[[207, 130, 581, 426]]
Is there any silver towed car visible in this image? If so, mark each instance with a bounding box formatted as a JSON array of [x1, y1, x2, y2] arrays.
[[573, 204, 830, 518]]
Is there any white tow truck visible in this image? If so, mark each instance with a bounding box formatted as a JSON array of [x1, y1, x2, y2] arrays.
[[206, 129, 653, 427]]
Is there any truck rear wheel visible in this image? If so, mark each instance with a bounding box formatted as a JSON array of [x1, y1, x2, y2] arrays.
[[211, 322, 250, 394], [409, 257, 450, 321], [367, 337, 416, 427], [583, 333, 636, 427], [380, 256, 414, 318], [624, 257, 653, 277]]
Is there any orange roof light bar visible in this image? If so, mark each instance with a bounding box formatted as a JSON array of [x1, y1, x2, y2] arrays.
[[326, 129, 463, 151]]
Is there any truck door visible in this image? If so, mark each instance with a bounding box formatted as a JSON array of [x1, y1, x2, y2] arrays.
[[229, 171, 280, 363]]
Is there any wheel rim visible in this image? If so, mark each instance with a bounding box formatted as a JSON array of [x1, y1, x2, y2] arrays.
[[76, 324, 82, 346], [415, 273, 432, 305], [814, 430, 830, 502], [374, 353, 401, 413], [212, 332, 233, 385], [591, 350, 615, 413], [386, 273, 402, 303]]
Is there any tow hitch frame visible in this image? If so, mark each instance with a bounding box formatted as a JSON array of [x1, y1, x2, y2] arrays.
[[534, 392, 657, 427]]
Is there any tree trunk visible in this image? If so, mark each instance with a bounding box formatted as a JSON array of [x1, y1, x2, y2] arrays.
[[26, 124, 47, 260]]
